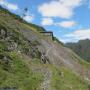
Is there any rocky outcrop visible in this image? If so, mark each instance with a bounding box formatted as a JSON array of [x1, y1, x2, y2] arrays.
[[0, 28, 7, 39]]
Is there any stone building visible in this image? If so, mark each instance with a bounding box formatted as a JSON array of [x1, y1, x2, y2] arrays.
[[40, 31, 54, 40]]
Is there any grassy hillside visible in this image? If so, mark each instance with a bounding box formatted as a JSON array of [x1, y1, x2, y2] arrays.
[[0, 52, 43, 90], [66, 39, 90, 62], [0, 51, 89, 90], [51, 66, 90, 90], [0, 6, 90, 90]]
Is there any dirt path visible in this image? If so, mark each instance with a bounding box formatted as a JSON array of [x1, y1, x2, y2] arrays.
[[21, 54, 52, 90], [39, 69, 52, 90], [31, 66, 52, 90]]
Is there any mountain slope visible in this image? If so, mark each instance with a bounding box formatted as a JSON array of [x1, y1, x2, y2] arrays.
[[66, 39, 90, 62], [0, 7, 90, 90]]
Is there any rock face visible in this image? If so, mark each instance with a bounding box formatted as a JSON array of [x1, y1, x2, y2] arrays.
[[14, 24, 90, 81], [0, 28, 7, 39], [41, 52, 50, 64], [0, 26, 50, 65]]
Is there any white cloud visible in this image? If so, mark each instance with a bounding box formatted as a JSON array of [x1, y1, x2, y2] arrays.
[[38, 0, 83, 19], [0, 0, 19, 11], [59, 29, 90, 43], [38, 1, 72, 19], [22, 10, 34, 22], [65, 29, 90, 41], [41, 18, 54, 26], [7, 4, 18, 11], [59, 38, 72, 43], [23, 15, 34, 22], [57, 21, 76, 28], [0, 0, 4, 5], [60, 0, 82, 8]]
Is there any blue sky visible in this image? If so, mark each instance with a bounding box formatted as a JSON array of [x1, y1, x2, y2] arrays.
[[0, 0, 90, 43]]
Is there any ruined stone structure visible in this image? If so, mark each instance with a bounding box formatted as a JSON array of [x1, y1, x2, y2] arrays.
[[40, 31, 54, 40]]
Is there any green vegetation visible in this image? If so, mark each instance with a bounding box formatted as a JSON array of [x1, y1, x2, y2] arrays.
[[0, 6, 45, 32], [69, 50, 90, 69], [54, 37, 64, 46], [0, 9, 43, 89], [50, 66, 90, 90], [0, 51, 43, 90], [66, 39, 90, 62], [79, 59, 90, 69]]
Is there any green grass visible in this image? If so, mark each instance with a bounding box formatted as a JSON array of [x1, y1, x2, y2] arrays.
[[0, 48, 89, 90], [71, 50, 90, 69], [0, 6, 45, 33], [79, 59, 90, 69], [50, 66, 90, 90], [0, 52, 43, 90]]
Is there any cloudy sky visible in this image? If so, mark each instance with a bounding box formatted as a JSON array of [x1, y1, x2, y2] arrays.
[[0, 0, 90, 43]]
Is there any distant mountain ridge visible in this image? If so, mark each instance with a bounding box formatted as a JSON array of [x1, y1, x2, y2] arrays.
[[66, 39, 90, 62]]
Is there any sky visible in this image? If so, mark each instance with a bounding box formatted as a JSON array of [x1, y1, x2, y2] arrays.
[[0, 0, 90, 43]]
